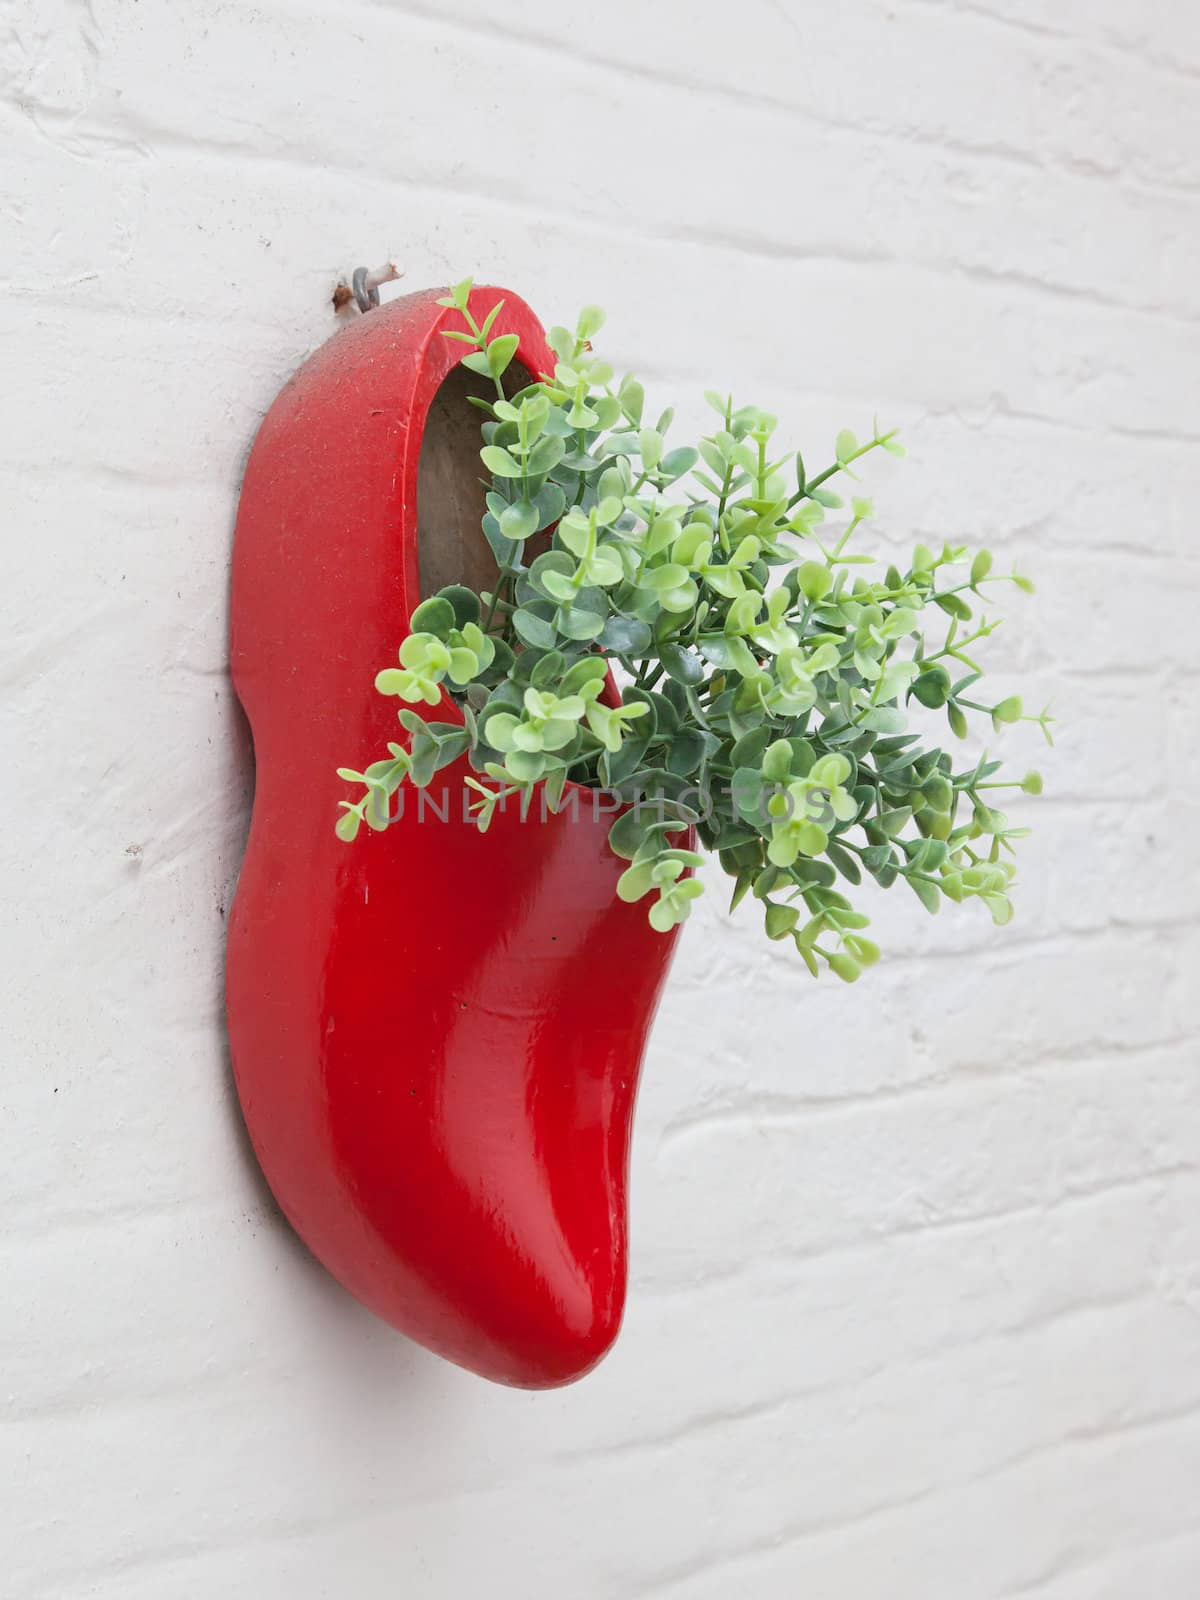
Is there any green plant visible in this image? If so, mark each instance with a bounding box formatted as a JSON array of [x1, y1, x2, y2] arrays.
[[336, 280, 1049, 980]]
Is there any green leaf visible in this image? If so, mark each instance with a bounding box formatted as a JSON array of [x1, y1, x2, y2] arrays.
[[798, 561, 832, 601], [335, 806, 362, 842], [970, 549, 993, 586], [660, 644, 703, 686], [828, 952, 862, 983], [911, 665, 951, 709], [846, 935, 880, 967], [534, 483, 567, 531], [409, 737, 439, 788], [437, 585, 481, 628], [638, 427, 664, 470], [557, 605, 605, 641], [512, 608, 558, 650], [478, 299, 506, 339], [697, 633, 757, 677], [862, 707, 907, 734], [480, 444, 524, 479], [561, 657, 608, 695], [658, 447, 699, 482], [695, 634, 740, 670], [825, 840, 862, 885], [410, 597, 456, 637], [642, 563, 690, 592], [599, 615, 652, 655], [528, 549, 575, 594], [608, 807, 655, 861], [909, 876, 942, 914], [619, 377, 645, 425], [529, 650, 566, 687], [487, 333, 519, 377], [762, 739, 792, 783], [730, 728, 771, 769], [936, 592, 973, 620], [499, 500, 539, 540], [666, 727, 708, 777], [527, 434, 566, 475]]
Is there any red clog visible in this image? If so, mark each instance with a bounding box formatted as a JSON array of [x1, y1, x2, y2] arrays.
[[226, 287, 686, 1387]]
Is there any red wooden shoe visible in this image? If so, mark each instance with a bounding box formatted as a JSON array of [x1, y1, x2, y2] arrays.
[[226, 287, 686, 1387]]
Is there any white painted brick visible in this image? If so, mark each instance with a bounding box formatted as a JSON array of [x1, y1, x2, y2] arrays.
[[13, 46, 1200, 326], [916, 0, 1200, 78], [632, 1416, 1200, 1597], [1014, 1533, 1200, 1600], [608, 1171, 1200, 1452], [647, 1045, 1199, 1286], [3, 0, 1199, 1596]]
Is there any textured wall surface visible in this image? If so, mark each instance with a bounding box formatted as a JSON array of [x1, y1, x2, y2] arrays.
[[4, 1, 1200, 1595]]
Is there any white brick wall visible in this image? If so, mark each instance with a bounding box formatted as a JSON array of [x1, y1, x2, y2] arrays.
[[4, 1, 1199, 1594]]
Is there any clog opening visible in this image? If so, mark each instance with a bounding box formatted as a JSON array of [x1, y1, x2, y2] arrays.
[[417, 360, 549, 600]]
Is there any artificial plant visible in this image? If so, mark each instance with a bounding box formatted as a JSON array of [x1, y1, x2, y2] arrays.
[[336, 280, 1048, 980]]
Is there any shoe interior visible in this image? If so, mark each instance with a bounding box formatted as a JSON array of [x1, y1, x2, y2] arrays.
[[417, 359, 550, 600]]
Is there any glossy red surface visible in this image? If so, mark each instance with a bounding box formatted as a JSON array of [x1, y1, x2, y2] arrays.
[[226, 288, 686, 1387]]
